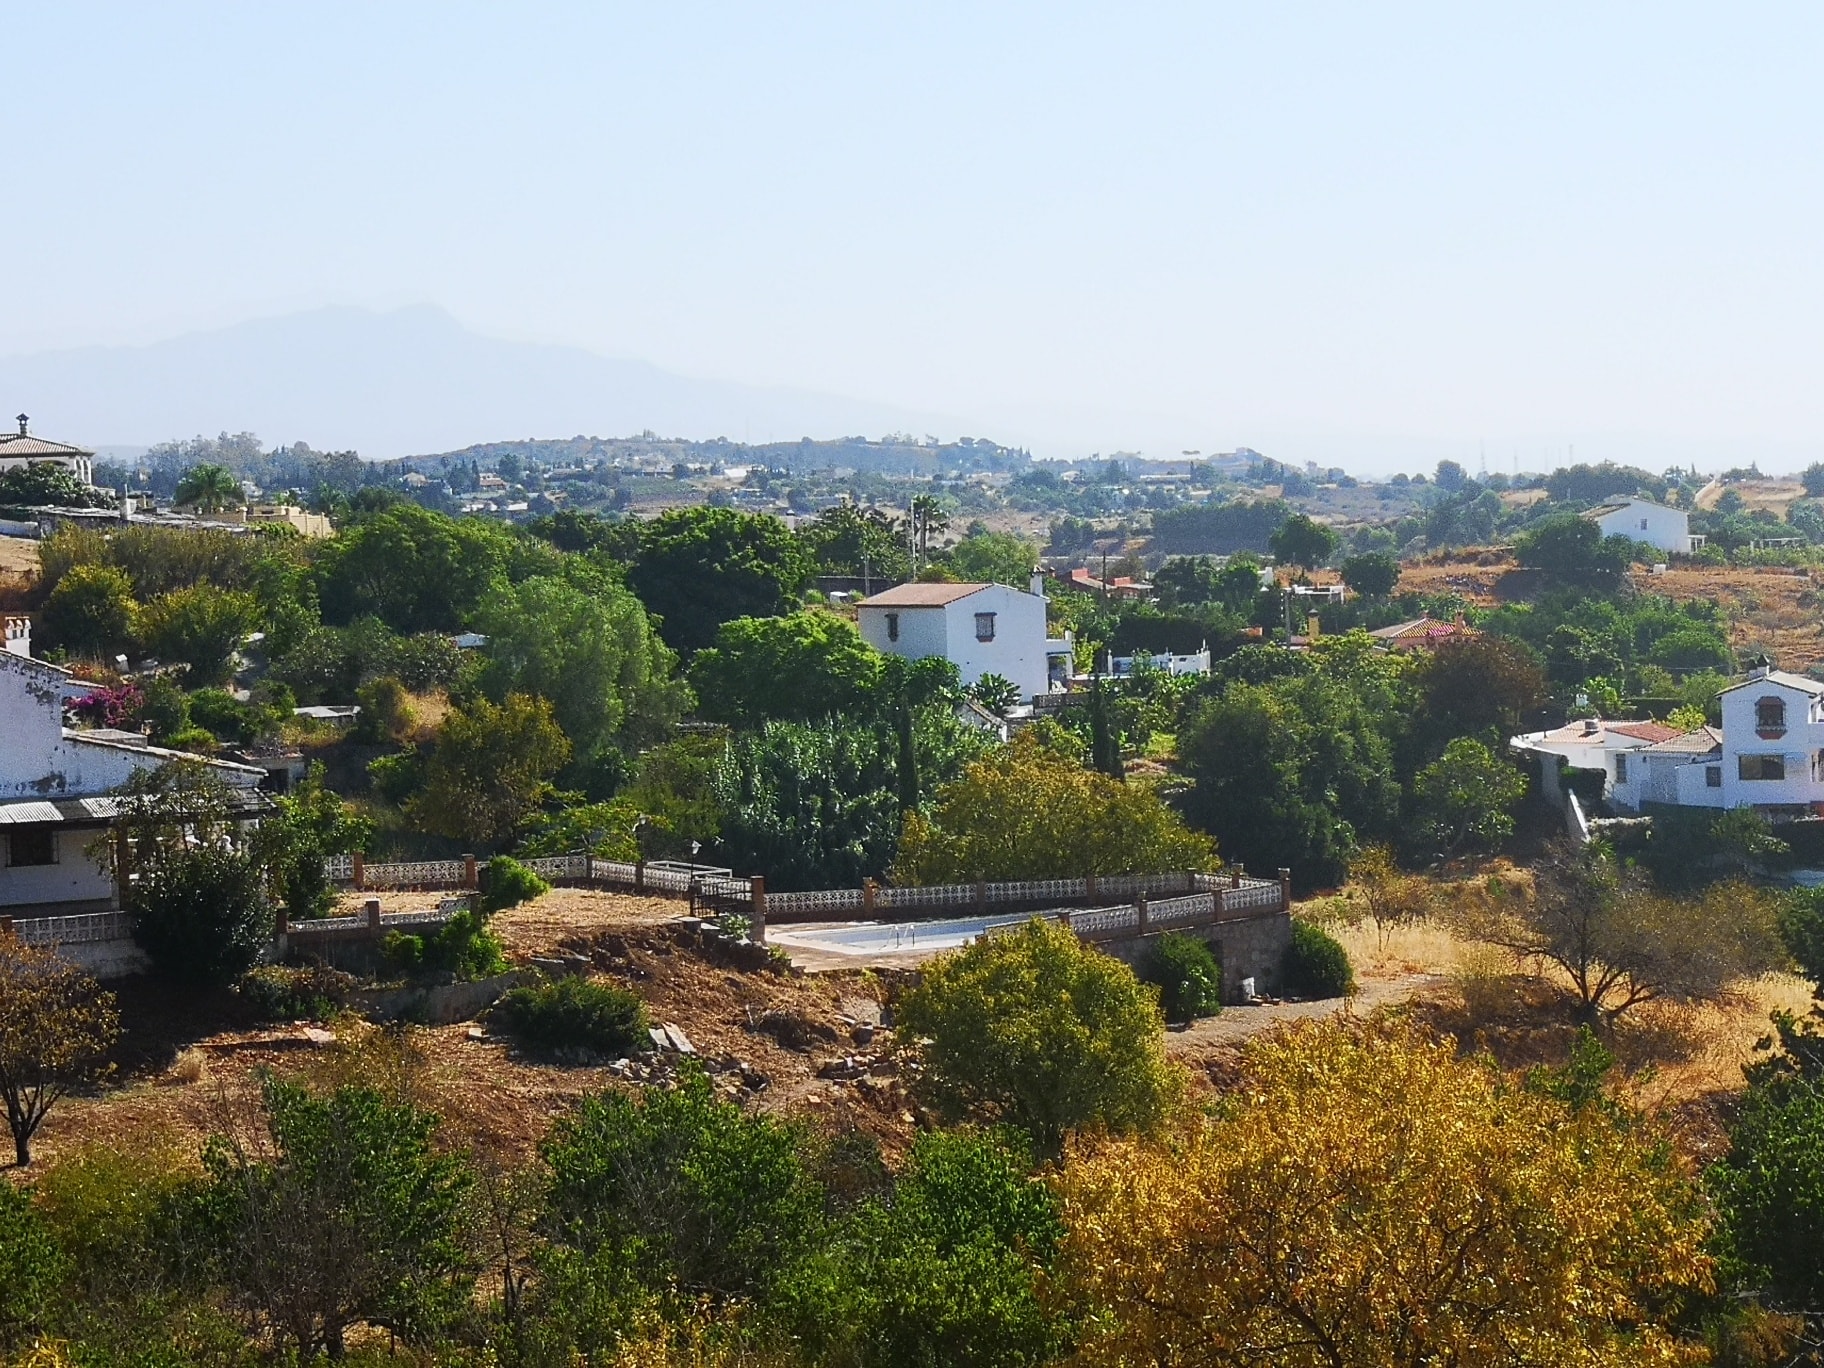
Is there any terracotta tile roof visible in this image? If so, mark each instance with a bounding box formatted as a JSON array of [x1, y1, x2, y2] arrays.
[[0, 434, 93, 458], [860, 582, 992, 607], [1605, 720, 1682, 743]]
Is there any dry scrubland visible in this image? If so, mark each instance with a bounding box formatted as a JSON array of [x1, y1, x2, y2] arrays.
[[35, 890, 923, 1174], [1401, 549, 1824, 674], [36, 880, 1808, 1179]]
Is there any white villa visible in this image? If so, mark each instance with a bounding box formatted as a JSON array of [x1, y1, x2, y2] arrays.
[[0, 415, 93, 487], [856, 577, 1074, 701], [1513, 665, 1824, 820], [1580, 496, 1704, 556], [0, 620, 264, 916]]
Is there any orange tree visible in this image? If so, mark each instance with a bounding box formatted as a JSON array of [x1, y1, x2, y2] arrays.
[[1055, 1020, 1713, 1367]]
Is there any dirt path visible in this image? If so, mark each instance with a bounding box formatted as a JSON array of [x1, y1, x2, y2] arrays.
[[1166, 973, 1446, 1054]]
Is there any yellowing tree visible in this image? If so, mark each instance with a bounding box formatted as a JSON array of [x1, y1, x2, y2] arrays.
[[892, 731, 1215, 884], [1056, 1020, 1713, 1368]]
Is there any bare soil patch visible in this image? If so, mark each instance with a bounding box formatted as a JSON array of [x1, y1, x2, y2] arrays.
[[37, 890, 917, 1175]]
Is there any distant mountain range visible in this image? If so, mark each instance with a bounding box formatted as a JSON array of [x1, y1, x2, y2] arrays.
[[0, 305, 972, 460]]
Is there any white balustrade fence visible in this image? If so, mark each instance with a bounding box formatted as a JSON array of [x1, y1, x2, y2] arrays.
[[10, 911, 132, 946]]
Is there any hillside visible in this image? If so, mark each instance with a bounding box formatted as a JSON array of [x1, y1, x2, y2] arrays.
[[1400, 550, 1824, 672]]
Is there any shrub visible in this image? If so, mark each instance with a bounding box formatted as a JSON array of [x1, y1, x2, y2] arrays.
[[1142, 933, 1224, 1023], [492, 976, 649, 1056], [381, 911, 506, 981], [128, 847, 271, 987], [236, 963, 358, 1022], [0, 1181, 65, 1349], [1282, 919, 1354, 999], [478, 855, 549, 914]]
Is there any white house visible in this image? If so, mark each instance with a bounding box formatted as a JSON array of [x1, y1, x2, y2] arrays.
[[1512, 666, 1824, 821], [0, 415, 93, 487], [1580, 497, 1703, 556], [856, 577, 1073, 701], [0, 644, 264, 916], [1509, 718, 1682, 807]]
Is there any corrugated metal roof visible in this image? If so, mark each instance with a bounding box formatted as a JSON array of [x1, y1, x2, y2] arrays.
[[0, 801, 61, 825]]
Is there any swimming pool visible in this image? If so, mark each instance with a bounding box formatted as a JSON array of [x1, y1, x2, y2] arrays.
[[767, 912, 1036, 957]]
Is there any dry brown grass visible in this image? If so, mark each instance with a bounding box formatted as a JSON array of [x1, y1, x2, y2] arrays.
[[1329, 893, 1815, 1134], [165, 1047, 208, 1086], [1398, 548, 1824, 673], [1695, 478, 1806, 516]]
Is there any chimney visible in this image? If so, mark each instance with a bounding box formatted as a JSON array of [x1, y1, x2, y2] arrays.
[[3, 616, 29, 659], [1029, 569, 1047, 599], [1307, 611, 1321, 640], [14, 414, 26, 436], [1583, 718, 1600, 735]]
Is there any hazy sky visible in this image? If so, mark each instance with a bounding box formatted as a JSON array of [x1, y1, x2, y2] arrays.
[[6, 4, 1824, 470]]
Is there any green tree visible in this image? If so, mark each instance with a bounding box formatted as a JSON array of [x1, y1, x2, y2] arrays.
[[790, 1129, 1069, 1368], [315, 503, 511, 633], [1268, 513, 1339, 569], [253, 763, 374, 923], [1419, 634, 1547, 737], [1710, 1078, 1824, 1331], [898, 918, 1183, 1158], [630, 507, 812, 652], [948, 531, 1036, 587], [1087, 679, 1122, 779], [686, 612, 884, 728], [38, 563, 137, 660], [1413, 738, 1528, 855], [893, 731, 1214, 884], [1514, 513, 1632, 590], [712, 720, 904, 889], [1180, 675, 1402, 891], [0, 463, 113, 511], [174, 463, 241, 512], [539, 1062, 823, 1305], [408, 693, 571, 846], [196, 1078, 476, 1360], [112, 762, 272, 986], [134, 582, 261, 684], [129, 847, 271, 987], [1152, 556, 1225, 609], [798, 504, 912, 581], [1340, 550, 1400, 598], [908, 492, 951, 571], [475, 573, 688, 768]]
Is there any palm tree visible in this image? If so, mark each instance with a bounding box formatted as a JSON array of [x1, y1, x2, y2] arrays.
[[174, 463, 242, 513]]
